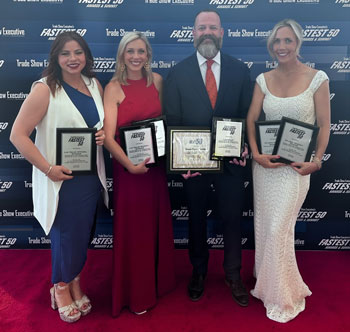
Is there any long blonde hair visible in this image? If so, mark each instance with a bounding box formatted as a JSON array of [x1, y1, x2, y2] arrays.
[[111, 31, 153, 87]]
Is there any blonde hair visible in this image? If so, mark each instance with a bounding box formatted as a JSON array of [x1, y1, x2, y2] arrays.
[[267, 19, 303, 59], [111, 31, 153, 86]]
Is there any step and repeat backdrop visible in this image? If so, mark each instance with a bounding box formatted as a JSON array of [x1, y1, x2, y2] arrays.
[[0, 0, 349, 250]]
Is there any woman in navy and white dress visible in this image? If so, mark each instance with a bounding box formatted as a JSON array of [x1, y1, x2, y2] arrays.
[[10, 31, 108, 323]]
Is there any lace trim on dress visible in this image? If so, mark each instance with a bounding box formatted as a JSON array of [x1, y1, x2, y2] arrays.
[[256, 70, 329, 98], [309, 70, 329, 93], [266, 299, 306, 323]]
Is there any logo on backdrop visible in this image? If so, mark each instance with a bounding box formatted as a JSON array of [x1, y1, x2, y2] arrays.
[[77, 0, 124, 8], [295, 239, 305, 247], [167, 179, 183, 188], [0, 209, 33, 217], [330, 120, 350, 135], [93, 57, 115, 73], [12, 0, 63, 3], [227, 27, 270, 39], [0, 91, 28, 100], [174, 237, 189, 246], [334, 0, 350, 8], [303, 25, 340, 42], [169, 26, 193, 43], [0, 60, 4, 68], [172, 208, 189, 220], [0, 27, 25, 37], [207, 234, 224, 248], [151, 60, 175, 69], [0, 151, 24, 160], [330, 57, 350, 73], [106, 177, 113, 192], [28, 237, 51, 245], [209, 0, 255, 9], [40, 25, 87, 40], [345, 210, 350, 218], [322, 179, 350, 194], [318, 236, 350, 250], [268, 0, 319, 4], [91, 234, 113, 248], [207, 236, 247, 248], [16, 58, 48, 69], [242, 209, 253, 217], [265, 60, 315, 69], [297, 208, 327, 222], [105, 28, 155, 38], [0, 122, 9, 133], [171, 208, 212, 220], [0, 236, 17, 249], [24, 181, 32, 188], [0, 181, 13, 193], [144, 0, 194, 4]]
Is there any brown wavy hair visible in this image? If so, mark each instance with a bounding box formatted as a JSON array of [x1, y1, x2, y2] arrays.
[[42, 31, 95, 95]]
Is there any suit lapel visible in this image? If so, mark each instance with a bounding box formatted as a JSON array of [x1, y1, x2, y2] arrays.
[[187, 54, 212, 110], [215, 54, 229, 112]]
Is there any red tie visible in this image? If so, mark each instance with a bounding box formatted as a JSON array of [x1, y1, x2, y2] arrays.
[[206, 59, 217, 109]]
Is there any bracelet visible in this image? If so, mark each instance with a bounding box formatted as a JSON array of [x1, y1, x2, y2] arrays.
[[45, 164, 53, 176], [312, 156, 322, 170]]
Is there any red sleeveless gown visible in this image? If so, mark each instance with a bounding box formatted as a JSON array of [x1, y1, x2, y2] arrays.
[[112, 78, 176, 316]]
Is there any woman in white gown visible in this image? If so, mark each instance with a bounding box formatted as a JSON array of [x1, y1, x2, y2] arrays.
[[246, 19, 330, 323]]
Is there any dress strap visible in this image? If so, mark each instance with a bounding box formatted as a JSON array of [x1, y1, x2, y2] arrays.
[[256, 73, 268, 95], [309, 70, 329, 93]]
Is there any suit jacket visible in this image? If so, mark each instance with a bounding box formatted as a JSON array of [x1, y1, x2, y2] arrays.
[[163, 52, 252, 175]]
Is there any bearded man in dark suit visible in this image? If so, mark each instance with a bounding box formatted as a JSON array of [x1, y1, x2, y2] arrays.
[[163, 9, 252, 306]]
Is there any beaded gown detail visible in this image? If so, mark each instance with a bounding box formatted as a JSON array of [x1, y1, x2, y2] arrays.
[[251, 71, 328, 323], [111, 78, 175, 316]]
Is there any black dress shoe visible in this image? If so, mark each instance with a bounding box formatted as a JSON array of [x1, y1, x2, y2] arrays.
[[225, 278, 249, 307], [187, 274, 205, 301]]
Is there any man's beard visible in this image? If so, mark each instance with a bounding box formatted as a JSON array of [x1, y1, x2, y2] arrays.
[[194, 34, 222, 59]]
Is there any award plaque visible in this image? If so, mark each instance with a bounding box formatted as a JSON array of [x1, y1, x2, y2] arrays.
[[119, 123, 158, 167], [255, 120, 281, 155], [272, 117, 319, 164], [167, 127, 222, 174], [56, 128, 97, 175], [132, 115, 166, 158], [211, 117, 245, 160]]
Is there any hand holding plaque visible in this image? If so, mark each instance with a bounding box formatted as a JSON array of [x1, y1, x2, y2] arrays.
[[119, 123, 158, 167], [211, 117, 245, 160], [167, 127, 222, 174], [56, 128, 97, 175], [272, 117, 319, 164]]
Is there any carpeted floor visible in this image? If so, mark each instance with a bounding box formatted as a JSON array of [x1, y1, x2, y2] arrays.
[[0, 249, 349, 332]]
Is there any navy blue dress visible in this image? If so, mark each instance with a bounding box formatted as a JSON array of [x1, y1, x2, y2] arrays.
[[50, 82, 102, 284]]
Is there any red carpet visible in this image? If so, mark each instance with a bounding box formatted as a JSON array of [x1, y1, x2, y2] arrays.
[[0, 249, 349, 332]]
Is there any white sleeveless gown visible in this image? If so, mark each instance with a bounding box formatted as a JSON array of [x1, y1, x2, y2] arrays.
[[251, 70, 329, 323]]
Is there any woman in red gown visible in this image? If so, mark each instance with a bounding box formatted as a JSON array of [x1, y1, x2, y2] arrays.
[[103, 32, 176, 317]]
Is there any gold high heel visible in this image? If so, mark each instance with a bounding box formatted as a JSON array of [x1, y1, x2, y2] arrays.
[[50, 284, 81, 323]]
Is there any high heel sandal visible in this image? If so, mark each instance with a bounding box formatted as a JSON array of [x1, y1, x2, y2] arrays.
[[50, 284, 81, 323], [72, 276, 92, 316]]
